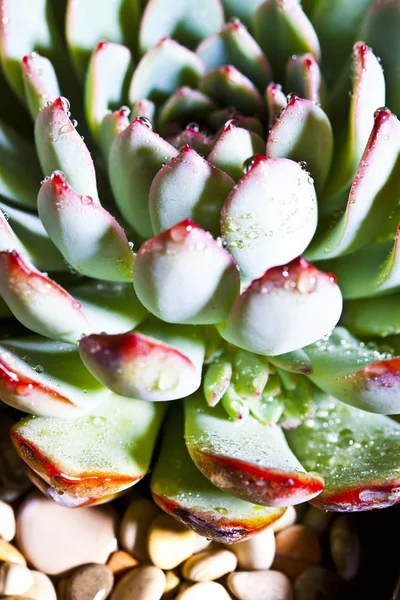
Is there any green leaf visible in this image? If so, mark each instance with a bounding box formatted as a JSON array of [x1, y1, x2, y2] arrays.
[[151, 407, 285, 542], [265, 83, 287, 129], [285, 53, 325, 107], [204, 357, 232, 407], [341, 293, 400, 338], [98, 108, 130, 160], [158, 87, 216, 127], [22, 52, 60, 119], [12, 394, 166, 507], [220, 0, 266, 28]]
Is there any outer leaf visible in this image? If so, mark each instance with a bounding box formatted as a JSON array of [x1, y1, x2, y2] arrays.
[[220, 155, 317, 280], [22, 53, 60, 119], [12, 395, 166, 507], [139, 0, 224, 53], [185, 393, 324, 507], [265, 83, 287, 129], [66, 0, 140, 77], [219, 257, 342, 356], [35, 97, 100, 203], [158, 87, 216, 127], [79, 320, 205, 401], [151, 408, 285, 542], [304, 327, 400, 414], [341, 294, 400, 338], [204, 357, 232, 407], [133, 220, 240, 325], [252, 0, 320, 81], [169, 127, 215, 155], [129, 38, 205, 105], [196, 20, 272, 91], [0, 120, 43, 209], [266, 96, 333, 194], [286, 392, 400, 511], [109, 117, 178, 238], [131, 98, 156, 122], [85, 41, 133, 141], [0, 336, 108, 418], [38, 172, 135, 282], [220, 0, 265, 27], [149, 145, 234, 236], [208, 121, 265, 182], [98, 108, 130, 160], [285, 53, 324, 106]]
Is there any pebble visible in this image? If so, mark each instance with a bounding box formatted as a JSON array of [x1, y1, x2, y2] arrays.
[[232, 528, 275, 570], [302, 506, 334, 537], [272, 507, 297, 533], [176, 581, 231, 600], [66, 564, 114, 600], [182, 548, 237, 582], [16, 492, 118, 575], [111, 565, 166, 600], [148, 514, 203, 570], [294, 566, 349, 599], [107, 550, 139, 578], [162, 570, 180, 598], [227, 570, 293, 600], [0, 562, 34, 595], [120, 497, 159, 560], [273, 525, 322, 580], [0, 539, 26, 565], [329, 516, 360, 581], [0, 501, 16, 541], [25, 571, 57, 600]]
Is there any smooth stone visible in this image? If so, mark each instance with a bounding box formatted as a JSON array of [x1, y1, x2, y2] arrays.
[[106, 550, 139, 578], [16, 492, 118, 575], [25, 571, 57, 600], [0, 597, 36, 599], [111, 565, 166, 600], [176, 581, 231, 600], [302, 506, 334, 537], [148, 514, 202, 570], [273, 525, 322, 580], [163, 570, 181, 598], [0, 539, 26, 565], [227, 570, 293, 600], [271, 507, 297, 533], [294, 567, 349, 600], [232, 528, 275, 571], [0, 562, 34, 595], [66, 564, 113, 600], [120, 497, 159, 560], [0, 501, 16, 541], [329, 516, 360, 581], [182, 549, 237, 582]]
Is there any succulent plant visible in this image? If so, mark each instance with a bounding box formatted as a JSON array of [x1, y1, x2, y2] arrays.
[[0, 0, 400, 542]]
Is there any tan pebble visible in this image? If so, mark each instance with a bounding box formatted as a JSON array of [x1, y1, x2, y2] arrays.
[[232, 528, 275, 571], [193, 536, 211, 553], [111, 565, 166, 600], [120, 497, 159, 560], [273, 525, 322, 580], [16, 492, 118, 575], [148, 515, 201, 570], [176, 581, 231, 600], [227, 570, 293, 600], [0, 539, 26, 565], [302, 506, 334, 537], [107, 550, 139, 578], [25, 571, 57, 600], [0, 562, 34, 595], [330, 515, 360, 581], [162, 570, 180, 598], [0, 501, 16, 541], [182, 549, 237, 582], [66, 564, 113, 600], [0, 597, 36, 599], [271, 506, 296, 533]]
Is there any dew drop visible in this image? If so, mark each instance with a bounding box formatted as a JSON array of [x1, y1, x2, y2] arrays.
[[137, 115, 152, 129]]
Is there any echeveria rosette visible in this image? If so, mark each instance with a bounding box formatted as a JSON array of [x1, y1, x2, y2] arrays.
[[0, 0, 399, 539]]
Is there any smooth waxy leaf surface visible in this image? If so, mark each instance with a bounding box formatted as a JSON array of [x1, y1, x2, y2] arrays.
[[158, 87, 216, 127], [341, 294, 400, 338], [169, 127, 215, 156], [22, 52, 60, 119], [98, 108, 130, 160], [285, 53, 324, 106], [221, 0, 265, 27], [265, 83, 287, 129], [204, 357, 233, 407]]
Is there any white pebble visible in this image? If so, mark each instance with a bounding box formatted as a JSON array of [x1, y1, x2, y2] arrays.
[[182, 549, 237, 581], [111, 565, 166, 600], [0, 501, 16, 541], [176, 581, 231, 600], [25, 570, 57, 600], [232, 528, 275, 570], [271, 506, 296, 533], [0, 562, 34, 595], [120, 497, 159, 560], [228, 570, 293, 600]]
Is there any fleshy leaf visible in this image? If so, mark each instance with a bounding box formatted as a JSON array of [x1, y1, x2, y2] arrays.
[[34, 97, 100, 203], [131, 98, 156, 122], [98, 108, 130, 160], [168, 127, 215, 155], [12, 394, 166, 507], [265, 83, 287, 129], [38, 171, 135, 282], [85, 41, 133, 142], [208, 121, 265, 182], [219, 257, 342, 356], [65, 0, 140, 77], [199, 65, 265, 118], [133, 220, 240, 324], [286, 392, 400, 511], [341, 294, 400, 338], [0, 250, 91, 343], [139, 0, 224, 53], [220, 155, 317, 280], [304, 327, 400, 414], [204, 357, 232, 407], [268, 349, 313, 375], [158, 87, 216, 127], [151, 407, 285, 542], [220, 0, 265, 27], [252, 0, 320, 81], [22, 53, 60, 119], [109, 117, 178, 238], [149, 145, 234, 236], [266, 96, 333, 194], [0, 336, 108, 418], [285, 53, 324, 107], [196, 20, 272, 91], [79, 320, 205, 401], [0, 120, 43, 209], [129, 38, 205, 106], [185, 392, 324, 507], [307, 109, 400, 260]]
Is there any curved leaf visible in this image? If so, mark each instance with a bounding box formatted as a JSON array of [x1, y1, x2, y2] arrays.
[[22, 52, 60, 119], [265, 83, 287, 129], [158, 87, 216, 127], [98, 107, 130, 160], [285, 53, 325, 106], [341, 293, 400, 338]]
